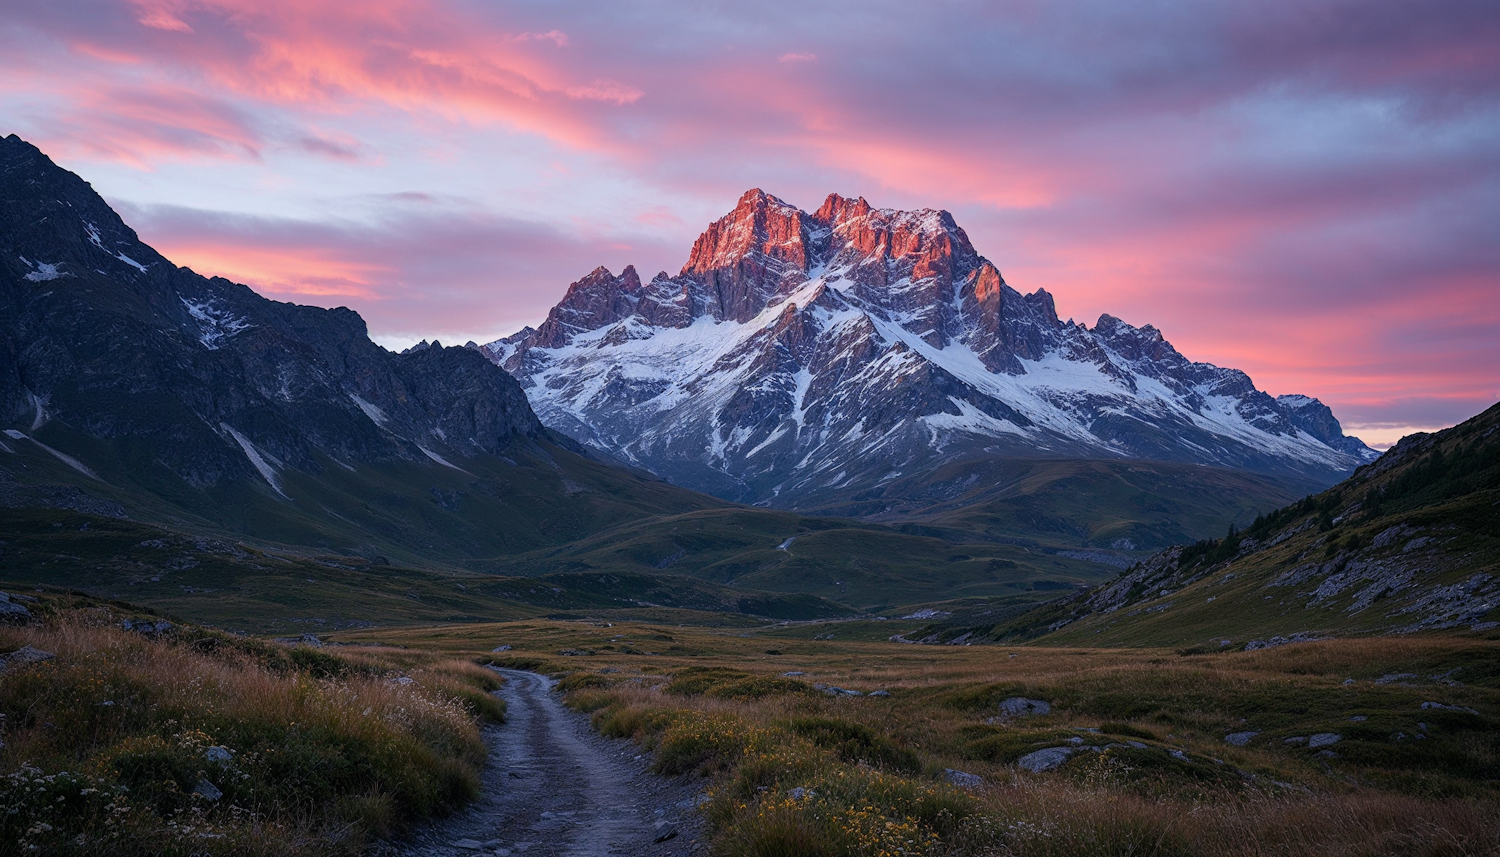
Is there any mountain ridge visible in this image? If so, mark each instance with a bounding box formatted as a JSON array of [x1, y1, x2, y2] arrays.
[[482, 189, 1377, 508]]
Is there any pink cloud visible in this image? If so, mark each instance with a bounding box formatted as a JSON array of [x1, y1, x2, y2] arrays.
[[1, 0, 1494, 432]]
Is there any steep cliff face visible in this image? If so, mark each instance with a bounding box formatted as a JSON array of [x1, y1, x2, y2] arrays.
[[484, 189, 1377, 508]]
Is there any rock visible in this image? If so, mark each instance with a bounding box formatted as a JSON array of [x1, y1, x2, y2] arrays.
[[451, 839, 485, 850], [1348, 715, 1367, 722], [868, 689, 891, 697], [491, 644, 513, 652], [1224, 731, 1258, 747], [121, 618, 174, 635], [1168, 749, 1189, 761], [1376, 673, 1418, 685], [392, 676, 416, 686], [942, 768, 984, 788], [0, 645, 55, 672], [998, 697, 1051, 718], [1244, 633, 1327, 651], [272, 634, 322, 647], [192, 779, 223, 801], [204, 746, 233, 764], [781, 671, 806, 677], [1421, 701, 1479, 714], [1307, 733, 1342, 748], [653, 819, 679, 842], [0, 592, 32, 623], [1284, 736, 1308, 745], [1016, 747, 1079, 773], [788, 786, 815, 800], [1342, 678, 1356, 685], [1372, 524, 1417, 550]]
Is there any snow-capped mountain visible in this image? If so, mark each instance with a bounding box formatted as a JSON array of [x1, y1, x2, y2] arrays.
[[482, 189, 1378, 508]]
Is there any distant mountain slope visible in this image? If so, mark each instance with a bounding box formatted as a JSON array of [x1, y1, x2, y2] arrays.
[[975, 401, 1500, 646], [813, 457, 1321, 552], [484, 190, 1376, 508]]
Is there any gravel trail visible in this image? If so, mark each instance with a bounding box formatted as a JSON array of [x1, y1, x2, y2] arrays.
[[395, 669, 704, 857]]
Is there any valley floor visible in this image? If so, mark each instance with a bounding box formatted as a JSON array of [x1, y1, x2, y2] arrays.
[[354, 618, 1500, 857]]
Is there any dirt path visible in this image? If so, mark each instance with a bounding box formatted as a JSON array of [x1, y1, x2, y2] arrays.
[[395, 669, 705, 857]]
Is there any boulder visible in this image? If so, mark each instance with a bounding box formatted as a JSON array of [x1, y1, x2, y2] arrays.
[[1224, 731, 1258, 747], [0, 592, 32, 623], [998, 697, 1051, 718], [1307, 733, 1342, 748], [942, 768, 983, 788], [1016, 747, 1079, 773], [192, 779, 223, 801], [0, 645, 54, 672], [204, 746, 234, 765]]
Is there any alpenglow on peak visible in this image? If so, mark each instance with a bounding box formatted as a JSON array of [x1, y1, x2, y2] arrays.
[[479, 190, 1376, 508]]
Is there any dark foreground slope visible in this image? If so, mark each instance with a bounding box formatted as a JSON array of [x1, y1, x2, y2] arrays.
[[962, 401, 1500, 647]]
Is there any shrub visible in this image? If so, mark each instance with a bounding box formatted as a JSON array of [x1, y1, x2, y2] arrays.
[[788, 716, 922, 774]]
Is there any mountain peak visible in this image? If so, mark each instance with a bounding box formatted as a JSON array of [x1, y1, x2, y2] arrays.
[[485, 190, 1377, 505], [813, 193, 872, 224]]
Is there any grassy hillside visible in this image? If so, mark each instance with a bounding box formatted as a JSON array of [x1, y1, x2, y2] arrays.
[[0, 508, 855, 633], [473, 507, 1120, 613], [812, 456, 1319, 551], [2, 424, 724, 568], [972, 401, 1500, 648]]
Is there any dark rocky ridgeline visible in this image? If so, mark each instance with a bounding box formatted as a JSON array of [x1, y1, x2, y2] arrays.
[[0, 134, 547, 497], [483, 189, 1379, 509]]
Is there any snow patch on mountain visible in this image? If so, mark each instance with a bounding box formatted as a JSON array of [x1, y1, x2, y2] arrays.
[[222, 424, 285, 496], [182, 297, 252, 349]]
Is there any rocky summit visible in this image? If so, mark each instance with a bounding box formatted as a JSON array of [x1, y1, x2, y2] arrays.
[[483, 189, 1377, 507]]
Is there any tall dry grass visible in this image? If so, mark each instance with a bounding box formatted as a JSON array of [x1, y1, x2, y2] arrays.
[[0, 604, 501, 856], [565, 674, 1500, 857]]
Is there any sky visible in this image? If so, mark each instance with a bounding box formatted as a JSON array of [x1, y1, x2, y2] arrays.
[[3, 0, 1497, 448]]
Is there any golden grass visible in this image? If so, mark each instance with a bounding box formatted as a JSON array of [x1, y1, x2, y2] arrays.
[[360, 617, 1499, 857], [0, 602, 503, 856]]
